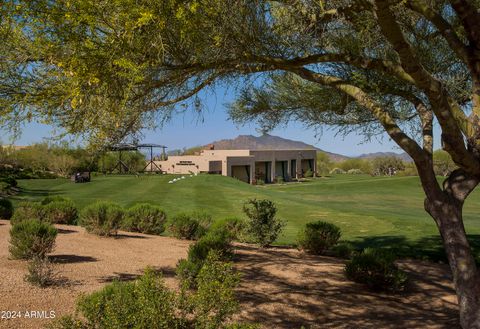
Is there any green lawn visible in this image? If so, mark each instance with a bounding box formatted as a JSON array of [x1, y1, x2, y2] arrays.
[[12, 174, 480, 261]]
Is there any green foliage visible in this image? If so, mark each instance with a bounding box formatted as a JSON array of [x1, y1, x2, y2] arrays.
[[79, 201, 124, 236], [329, 168, 346, 174], [76, 268, 177, 329], [433, 150, 457, 176], [331, 241, 356, 259], [41, 195, 68, 205], [43, 200, 78, 225], [297, 221, 341, 255], [100, 151, 146, 173], [347, 168, 363, 175], [1, 176, 17, 187], [0, 198, 13, 219], [52, 253, 249, 329], [11, 201, 45, 224], [345, 248, 408, 292], [338, 159, 372, 174], [316, 152, 333, 176], [255, 178, 265, 185], [190, 251, 240, 328], [304, 169, 313, 178], [25, 256, 56, 287], [9, 219, 57, 259], [168, 211, 212, 240], [371, 157, 405, 176], [123, 203, 167, 235], [243, 199, 285, 247], [177, 228, 233, 288], [210, 217, 246, 241]]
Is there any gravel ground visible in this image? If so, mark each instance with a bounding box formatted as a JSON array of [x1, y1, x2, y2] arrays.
[[0, 220, 459, 328]]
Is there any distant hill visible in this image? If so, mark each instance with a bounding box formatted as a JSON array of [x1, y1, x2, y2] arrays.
[[199, 134, 411, 163], [207, 134, 349, 162], [357, 152, 412, 162]]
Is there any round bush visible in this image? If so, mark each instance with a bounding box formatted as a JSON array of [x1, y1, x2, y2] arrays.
[[297, 221, 341, 255], [0, 198, 13, 219], [1, 176, 17, 187], [79, 202, 124, 236], [243, 199, 285, 247], [9, 219, 57, 259], [43, 200, 78, 225], [210, 217, 246, 241], [11, 201, 45, 225], [168, 211, 212, 240], [331, 241, 356, 259], [345, 248, 408, 292], [176, 228, 233, 287], [123, 203, 167, 235]]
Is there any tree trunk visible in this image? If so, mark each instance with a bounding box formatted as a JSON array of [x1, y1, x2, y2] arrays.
[[425, 194, 480, 328]]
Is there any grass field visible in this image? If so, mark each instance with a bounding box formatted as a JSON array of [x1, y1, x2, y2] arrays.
[[12, 174, 480, 261]]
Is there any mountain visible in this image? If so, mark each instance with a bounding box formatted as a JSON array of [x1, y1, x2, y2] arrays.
[[202, 134, 411, 162], [207, 134, 349, 162], [357, 152, 412, 162]]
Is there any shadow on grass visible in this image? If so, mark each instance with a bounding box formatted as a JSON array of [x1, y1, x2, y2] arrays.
[[347, 234, 480, 265], [50, 254, 98, 264]]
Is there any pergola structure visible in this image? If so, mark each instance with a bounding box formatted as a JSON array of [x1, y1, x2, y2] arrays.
[[106, 143, 167, 174]]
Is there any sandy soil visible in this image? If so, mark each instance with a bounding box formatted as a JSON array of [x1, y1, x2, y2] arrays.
[[0, 220, 459, 328]]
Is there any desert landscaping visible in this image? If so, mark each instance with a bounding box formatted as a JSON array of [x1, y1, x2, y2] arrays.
[[0, 219, 459, 329]]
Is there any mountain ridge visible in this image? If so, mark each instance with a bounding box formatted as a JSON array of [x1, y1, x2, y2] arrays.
[[205, 134, 410, 162]]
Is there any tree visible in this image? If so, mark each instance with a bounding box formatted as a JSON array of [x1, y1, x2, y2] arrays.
[[433, 149, 458, 177], [371, 156, 405, 176], [2, 1, 480, 326], [316, 152, 333, 176]]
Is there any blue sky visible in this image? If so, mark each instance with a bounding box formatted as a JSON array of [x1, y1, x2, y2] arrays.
[[0, 87, 420, 157]]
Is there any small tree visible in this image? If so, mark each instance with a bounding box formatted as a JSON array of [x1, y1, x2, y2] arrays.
[[243, 199, 285, 247]]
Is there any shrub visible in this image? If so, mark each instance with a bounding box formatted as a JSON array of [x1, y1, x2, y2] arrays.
[[243, 199, 285, 247], [11, 201, 45, 224], [329, 168, 346, 174], [9, 219, 57, 259], [25, 256, 55, 287], [123, 203, 167, 235], [41, 195, 68, 205], [1, 176, 17, 187], [76, 268, 177, 329], [347, 168, 363, 175], [0, 198, 13, 219], [78, 201, 124, 236], [210, 217, 246, 241], [190, 251, 240, 327], [297, 221, 341, 255], [51, 253, 252, 329], [345, 248, 408, 292], [43, 200, 78, 225], [168, 211, 212, 240], [331, 241, 356, 259], [255, 179, 265, 185], [177, 228, 233, 288], [304, 169, 314, 177]]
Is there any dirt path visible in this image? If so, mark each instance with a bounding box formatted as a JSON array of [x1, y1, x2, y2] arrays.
[[0, 220, 459, 328]]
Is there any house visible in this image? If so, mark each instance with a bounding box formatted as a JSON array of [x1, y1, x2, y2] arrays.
[[150, 147, 317, 184]]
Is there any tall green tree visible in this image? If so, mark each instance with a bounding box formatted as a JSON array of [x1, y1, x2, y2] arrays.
[[2, 1, 480, 326]]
